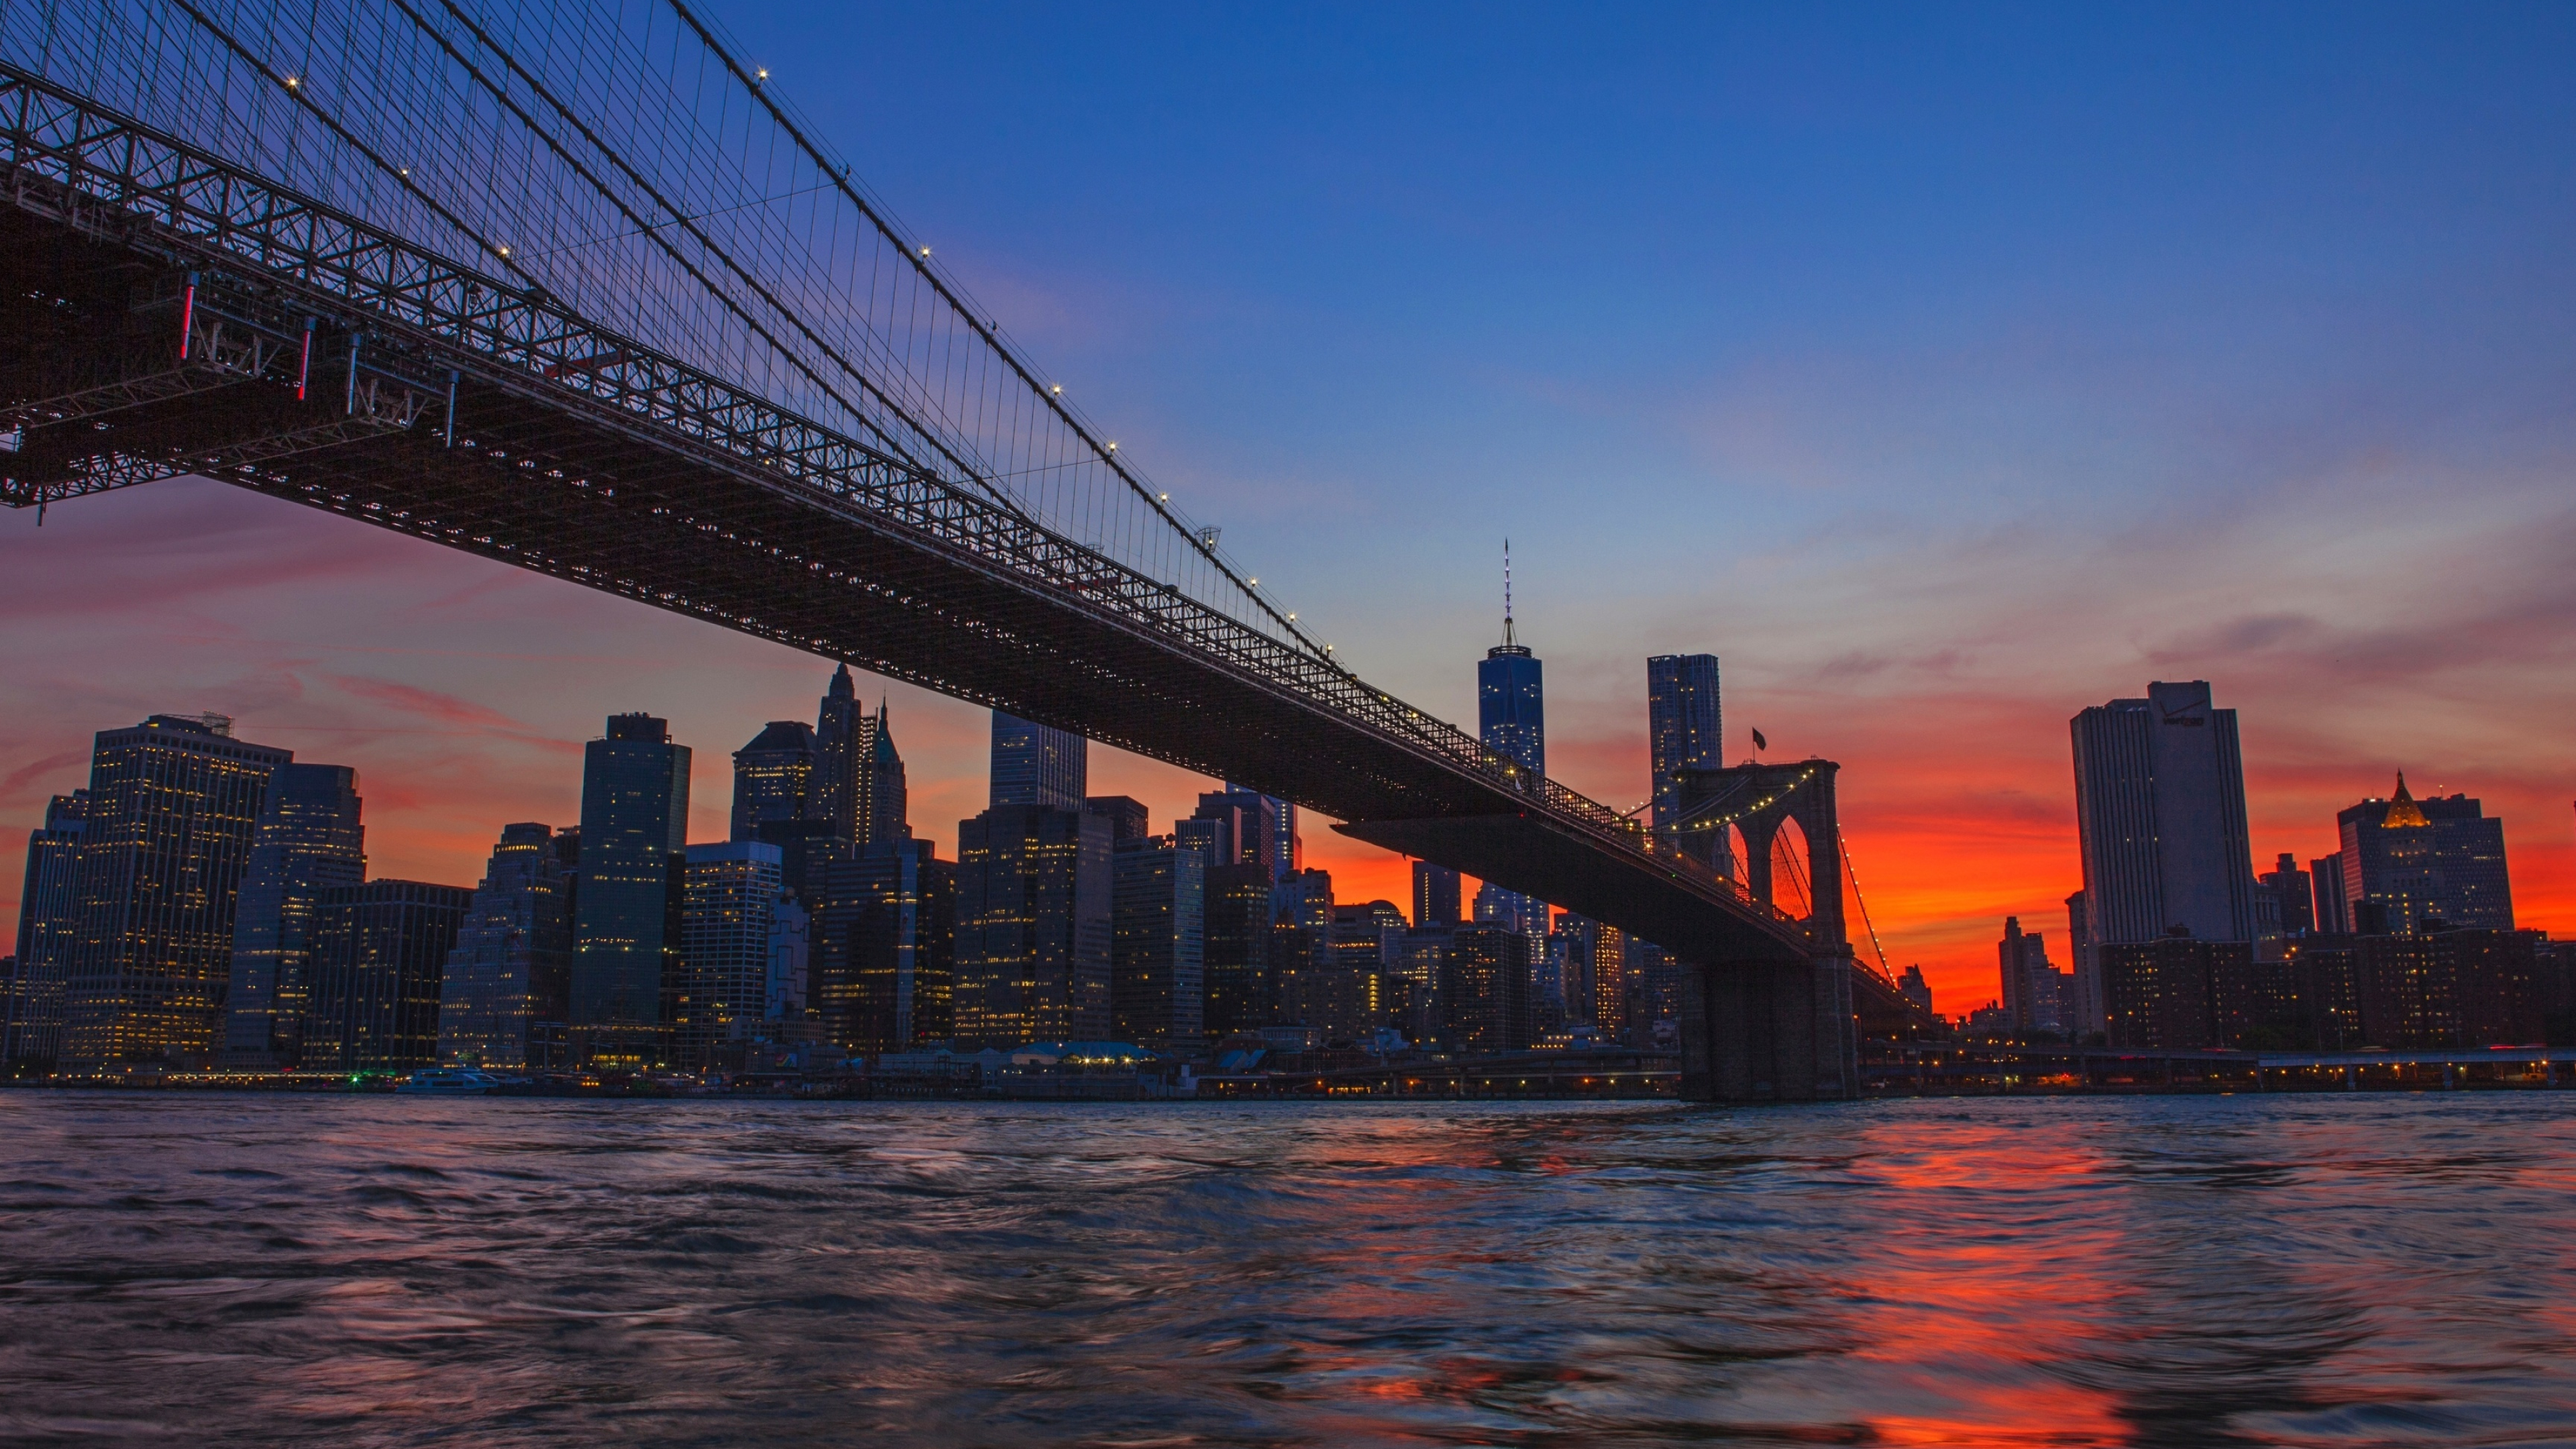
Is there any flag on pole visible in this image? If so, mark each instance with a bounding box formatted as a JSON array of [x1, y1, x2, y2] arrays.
[[1751, 728, 1768, 752]]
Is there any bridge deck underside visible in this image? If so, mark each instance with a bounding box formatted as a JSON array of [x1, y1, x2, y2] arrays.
[[1336, 816, 1805, 964], [0, 187, 1815, 969]]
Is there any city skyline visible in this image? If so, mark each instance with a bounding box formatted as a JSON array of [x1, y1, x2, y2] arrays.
[[5, 3, 2574, 1014], [6, 661, 2557, 1018]]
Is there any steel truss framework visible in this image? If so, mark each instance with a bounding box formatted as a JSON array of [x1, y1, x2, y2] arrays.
[[0, 64, 1839, 970]]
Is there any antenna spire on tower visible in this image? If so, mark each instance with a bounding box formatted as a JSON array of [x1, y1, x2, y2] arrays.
[[1503, 538, 1515, 647]]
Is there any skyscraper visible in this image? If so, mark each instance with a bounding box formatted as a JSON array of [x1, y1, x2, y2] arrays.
[[2335, 776, 2514, 932], [857, 700, 908, 846], [61, 715, 292, 1071], [1201, 860, 1277, 1038], [1441, 926, 1534, 1053], [672, 841, 784, 1069], [991, 712, 1087, 810], [437, 822, 575, 1071], [731, 721, 820, 842], [1112, 834, 1206, 1049], [1592, 922, 1630, 1042], [304, 880, 472, 1074], [810, 836, 955, 1055], [222, 763, 366, 1069], [2064, 888, 2096, 1032], [572, 713, 692, 1065], [1411, 861, 1462, 932], [5, 792, 86, 1070], [1479, 574, 1545, 785], [952, 802, 1111, 1047], [1647, 653, 1722, 833], [1996, 916, 2065, 1034], [814, 663, 861, 841], [1479, 547, 1547, 934], [2260, 853, 2315, 936], [1189, 788, 1293, 881], [2070, 680, 2257, 1025], [2311, 852, 2351, 934]]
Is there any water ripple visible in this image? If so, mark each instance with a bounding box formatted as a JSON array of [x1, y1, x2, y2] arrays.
[[1, 1093, 2572, 1445]]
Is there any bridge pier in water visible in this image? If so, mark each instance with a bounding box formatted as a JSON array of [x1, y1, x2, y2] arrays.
[[1670, 759, 1862, 1104], [1678, 953, 1860, 1102]]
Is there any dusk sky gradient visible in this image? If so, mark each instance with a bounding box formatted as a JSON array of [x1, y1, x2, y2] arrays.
[[5, 2, 2574, 1012]]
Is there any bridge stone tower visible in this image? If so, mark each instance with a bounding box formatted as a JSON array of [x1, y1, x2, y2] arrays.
[[1667, 760, 1859, 1103]]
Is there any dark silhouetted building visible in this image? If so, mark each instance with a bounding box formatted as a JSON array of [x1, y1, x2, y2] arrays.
[[2259, 853, 2314, 936], [1550, 910, 1597, 1023], [1201, 862, 1277, 1037], [991, 711, 1086, 810], [61, 715, 291, 1071], [1997, 916, 2068, 1034], [953, 802, 1109, 1047], [572, 713, 691, 1066], [222, 763, 366, 1069], [2070, 682, 2256, 1035], [1411, 861, 1461, 932], [2312, 852, 2350, 934], [5, 792, 87, 1070], [437, 822, 575, 1071], [1112, 835, 1205, 1049], [1898, 965, 1933, 1018], [2336, 776, 2513, 933], [305, 879, 472, 1073], [1086, 795, 1150, 845]]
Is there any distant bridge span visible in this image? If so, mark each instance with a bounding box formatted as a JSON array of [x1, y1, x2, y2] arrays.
[[0, 2, 1884, 1098]]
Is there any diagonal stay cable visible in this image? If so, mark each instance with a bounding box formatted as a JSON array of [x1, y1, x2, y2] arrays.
[[396, 0, 1036, 523], [661, 0, 1326, 657], [162, 0, 544, 296]]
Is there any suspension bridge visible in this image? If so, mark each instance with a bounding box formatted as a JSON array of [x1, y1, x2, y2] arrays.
[[0, 0, 1908, 1099]]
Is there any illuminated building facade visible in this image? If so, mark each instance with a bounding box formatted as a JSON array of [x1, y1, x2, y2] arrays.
[[60, 715, 291, 1071], [221, 763, 366, 1069], [1591, 922, 1629, 1040], [674, 841, 784, 1069], [990, 711, 1087, 810], [1647, 653, 1723, 836], [1441, 926, 1534, 1053], [953, 803, 1110, 1048], [304, 880, 472, 1073], [2336, 776, 2514, 933], [810, 836, 955, 1055], [730, 721, 819, 843]]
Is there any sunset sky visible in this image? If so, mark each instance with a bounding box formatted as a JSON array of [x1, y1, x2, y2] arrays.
[[5, 3, 2573, 1014]]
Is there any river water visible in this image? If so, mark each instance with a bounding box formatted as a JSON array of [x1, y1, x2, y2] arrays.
[[3, 1092, 2571, 1447]]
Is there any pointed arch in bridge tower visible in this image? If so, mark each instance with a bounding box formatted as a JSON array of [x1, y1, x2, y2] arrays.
[[1668, 760, 1860, 1104]]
